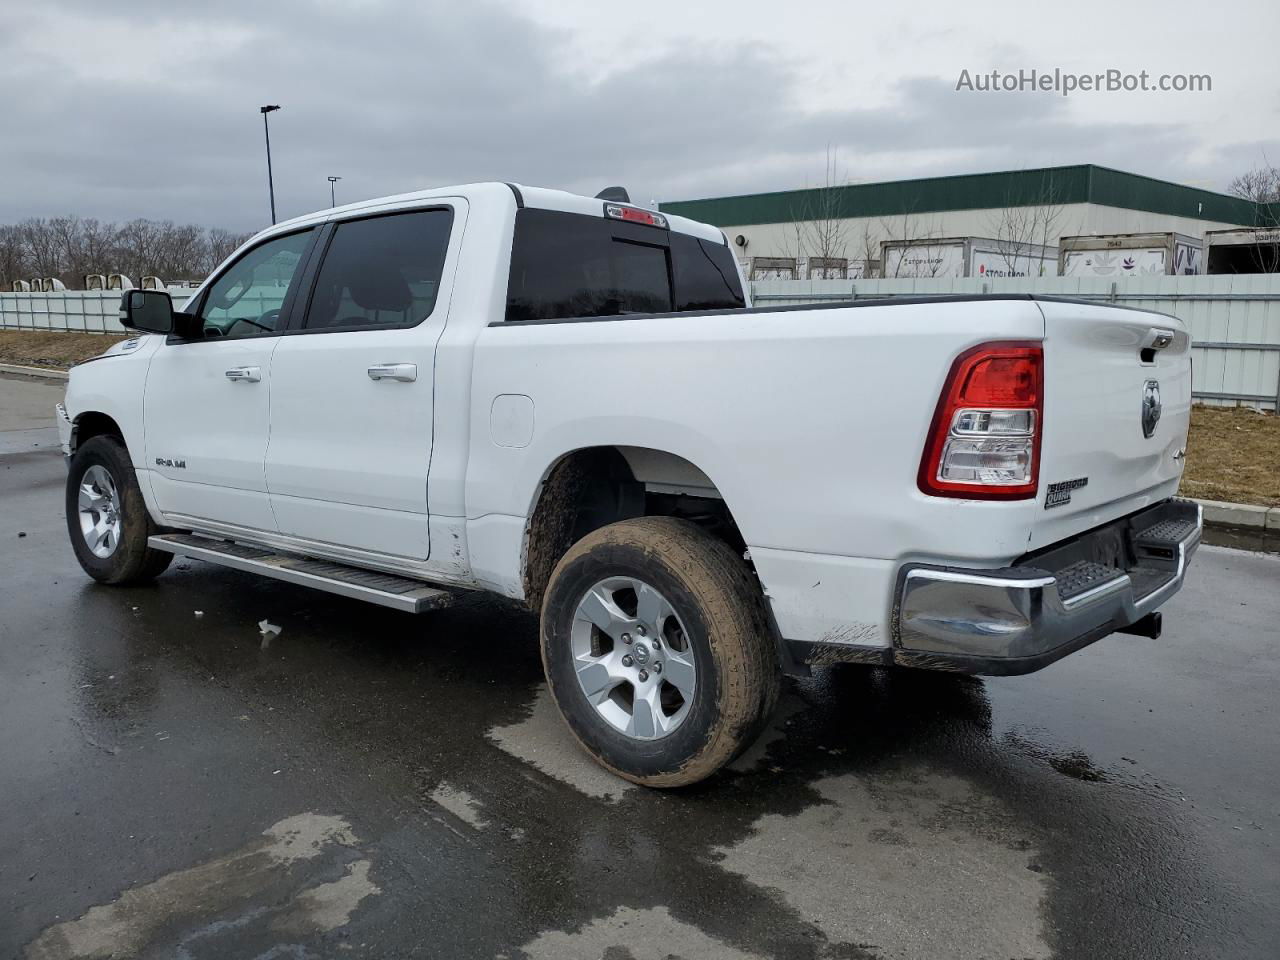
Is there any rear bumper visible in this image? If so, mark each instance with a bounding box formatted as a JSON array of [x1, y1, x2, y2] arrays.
[[891, 498, 1201, 675]]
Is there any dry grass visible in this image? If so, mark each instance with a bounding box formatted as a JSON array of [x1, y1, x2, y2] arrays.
[[1181, 405, 1280, 507], [0, 330, 128, 369]]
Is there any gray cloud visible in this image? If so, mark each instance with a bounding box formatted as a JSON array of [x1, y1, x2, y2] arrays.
[[0, 0, 1270, 230]]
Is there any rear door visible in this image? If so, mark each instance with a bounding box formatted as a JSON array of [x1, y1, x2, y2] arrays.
[[265, 203, 462, 560], [1031, 300, 1192, 550]]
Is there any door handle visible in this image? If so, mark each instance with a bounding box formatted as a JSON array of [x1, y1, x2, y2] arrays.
[[367, 363, 417, 382], [225, 366, 261, 382]]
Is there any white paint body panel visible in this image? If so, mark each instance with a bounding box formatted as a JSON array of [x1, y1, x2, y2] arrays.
[[267, 326, 437, 558], [264, 198, 468, 559], [59, 182, 1193, 651], [1032, 300, 1190, 550], [144, 336, 280, 531]]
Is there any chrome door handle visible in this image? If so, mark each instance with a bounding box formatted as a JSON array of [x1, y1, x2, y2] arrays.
[[225, 366, 261, 382], [367, 363, 417, 382]]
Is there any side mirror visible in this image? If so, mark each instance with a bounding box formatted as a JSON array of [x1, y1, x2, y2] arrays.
[[119, 289, 175, 334]]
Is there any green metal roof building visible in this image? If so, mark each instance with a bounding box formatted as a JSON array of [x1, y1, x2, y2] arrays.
[[660, 164, 1264, 229], [659, 165, 1268, 278]]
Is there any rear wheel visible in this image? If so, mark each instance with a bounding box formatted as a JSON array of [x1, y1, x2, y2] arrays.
[[540, 517, 780, 787], [66, 435, 172, 585]]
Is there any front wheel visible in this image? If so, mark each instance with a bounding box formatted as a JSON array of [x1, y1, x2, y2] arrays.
[[540, 517, 780, 788], [66, 435, 172, 585]]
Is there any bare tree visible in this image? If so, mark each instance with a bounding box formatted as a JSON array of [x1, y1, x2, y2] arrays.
[[852, 220, 879, 279], [0, 216, 253, 289], [1227, 161, 1280, 273], [878, 206, 947, 278], [206, 228, 250, 272], [776, 208, 807, 276], [986, 173, 1071, 277], [18, 218, 64, 279], [1229, 164, 1280, 206], [0, 225, 28, 287], [774, 146, 854, 279], [798, 147, 851, 277]]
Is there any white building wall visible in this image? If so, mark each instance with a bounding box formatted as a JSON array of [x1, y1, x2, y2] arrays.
[[725, 203, 1247, 274]]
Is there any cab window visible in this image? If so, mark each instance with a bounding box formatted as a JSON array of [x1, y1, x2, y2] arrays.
[[197, 229, 314, 338], [302, 209, 453, 330]]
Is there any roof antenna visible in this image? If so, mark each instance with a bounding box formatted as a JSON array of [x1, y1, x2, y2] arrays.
[[595, 186, 630, 203]]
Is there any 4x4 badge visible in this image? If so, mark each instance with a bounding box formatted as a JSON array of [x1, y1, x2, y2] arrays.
[[1142, 380, 1161, 439]]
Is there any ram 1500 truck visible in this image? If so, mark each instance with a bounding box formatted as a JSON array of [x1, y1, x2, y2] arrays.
[[58, 182, 1201, 786]]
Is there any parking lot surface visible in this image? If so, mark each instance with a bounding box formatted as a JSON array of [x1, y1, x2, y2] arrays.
[[2, 374, 1278, 959]]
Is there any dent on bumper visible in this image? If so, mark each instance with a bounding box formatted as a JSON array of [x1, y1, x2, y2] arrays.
[[893, 498, 1202, 675]]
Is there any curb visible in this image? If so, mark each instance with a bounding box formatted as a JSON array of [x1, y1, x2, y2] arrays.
[[1192, 498, 1280, 532], [0, 363, 69, 381]]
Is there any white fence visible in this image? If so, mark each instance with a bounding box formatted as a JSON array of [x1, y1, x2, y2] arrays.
[[750, 274, 1280, 410], [3, 276, 1279, 409], [0, 289, 193, 334]]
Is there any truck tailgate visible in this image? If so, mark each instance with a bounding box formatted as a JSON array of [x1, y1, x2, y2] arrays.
[[1030, 299, 1192, 551]]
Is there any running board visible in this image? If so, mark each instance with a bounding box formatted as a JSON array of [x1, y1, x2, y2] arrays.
[[148, 533, 454, 613]]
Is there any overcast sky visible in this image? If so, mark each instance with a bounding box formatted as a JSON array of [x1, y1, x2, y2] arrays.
[[1, 0, 1276, 231]]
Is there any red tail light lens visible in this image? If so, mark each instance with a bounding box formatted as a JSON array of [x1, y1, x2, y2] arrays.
[[959, 355, 1039, 406], [918, 341, 1043, 500]]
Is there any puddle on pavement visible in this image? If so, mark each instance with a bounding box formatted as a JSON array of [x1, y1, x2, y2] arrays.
[[487, 685, 634, 801], [712, 768, 1051, 960], [521, 906, 768, 960], [25, 813, 377, 960]]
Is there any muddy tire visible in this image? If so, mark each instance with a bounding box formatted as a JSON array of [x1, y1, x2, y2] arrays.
[[66, 435, 172, 585], [540, 517, 780, 787]]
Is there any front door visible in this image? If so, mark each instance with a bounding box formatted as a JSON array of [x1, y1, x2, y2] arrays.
[[144, 228, 316, 531], [266, 204, 461, 559]]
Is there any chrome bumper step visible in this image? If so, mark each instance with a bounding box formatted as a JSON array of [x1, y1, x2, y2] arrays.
[[148, 533, 454, 613], [892, 498, 1202, 675]]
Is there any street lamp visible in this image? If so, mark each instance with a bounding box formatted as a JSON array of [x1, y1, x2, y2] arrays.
[[327, 176, 342, 207], [259, 105, 281, 224]]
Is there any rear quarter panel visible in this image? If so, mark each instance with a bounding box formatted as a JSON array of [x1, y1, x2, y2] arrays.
[[466, 299, 1048, 567]]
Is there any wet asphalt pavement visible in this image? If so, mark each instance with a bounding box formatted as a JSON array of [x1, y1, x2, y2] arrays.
[[2, 373, 1278, 960]]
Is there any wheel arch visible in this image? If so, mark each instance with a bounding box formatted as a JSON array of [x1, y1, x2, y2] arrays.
[[71, 410, 127, 455], [520, 444, 746, 613]]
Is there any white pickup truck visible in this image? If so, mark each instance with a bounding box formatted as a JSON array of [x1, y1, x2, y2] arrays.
[[58, 182, 1201, 786]]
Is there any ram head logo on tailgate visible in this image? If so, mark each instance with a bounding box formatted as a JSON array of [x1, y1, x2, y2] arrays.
[[1142, 380, 1162, 438]]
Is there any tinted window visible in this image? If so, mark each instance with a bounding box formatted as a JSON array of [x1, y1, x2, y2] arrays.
[[506, 210, 673, 322], [198, 229, 313, 338], [671, 232, 746, 311], [304, 209, 452, 330]]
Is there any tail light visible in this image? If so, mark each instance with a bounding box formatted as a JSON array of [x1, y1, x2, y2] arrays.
[[918, 341, 1043, 500]]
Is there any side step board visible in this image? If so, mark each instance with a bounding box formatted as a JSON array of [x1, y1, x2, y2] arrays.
[[148, 533, 454, 613]]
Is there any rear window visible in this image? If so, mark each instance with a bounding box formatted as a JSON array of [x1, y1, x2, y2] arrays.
[[505, 209, 745, 323]]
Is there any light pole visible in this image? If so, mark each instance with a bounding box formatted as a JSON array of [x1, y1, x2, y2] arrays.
[[259, 105, 281, 224], [328, 176, 342, 207]]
